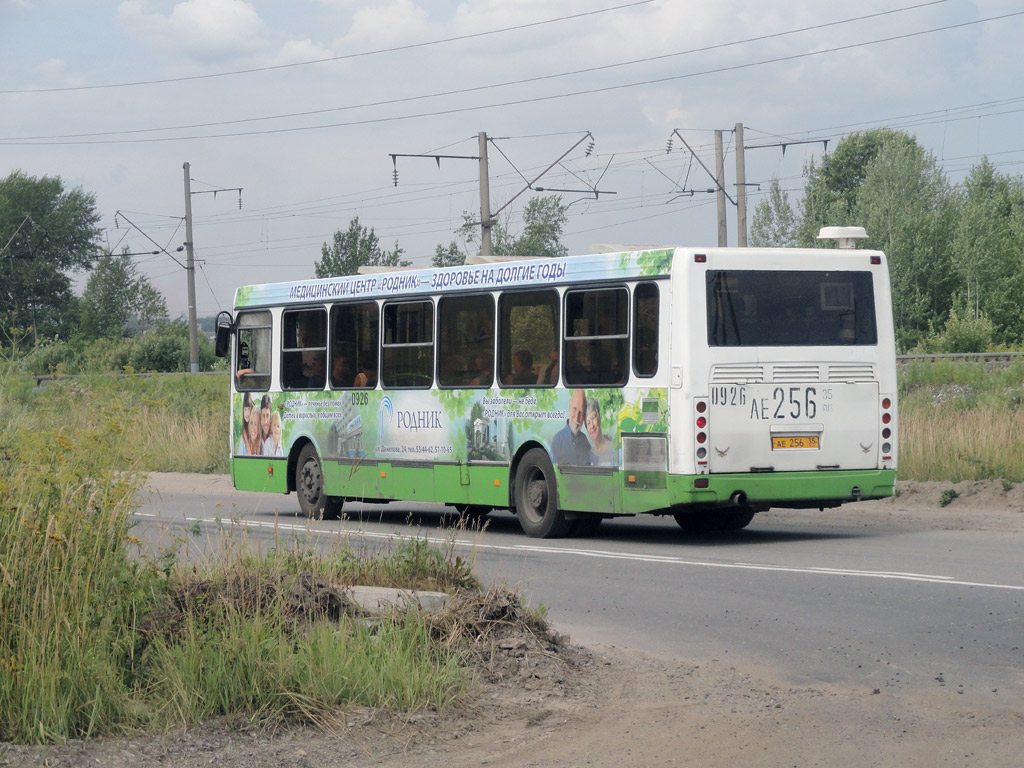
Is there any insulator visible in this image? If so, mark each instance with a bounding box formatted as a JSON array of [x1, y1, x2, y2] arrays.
[[393, 168, 399, 187], [585, 139, 594, 156], [666, 137, 673, 154]]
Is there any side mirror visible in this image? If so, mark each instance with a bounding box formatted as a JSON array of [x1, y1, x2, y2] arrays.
[[214, 311, 234, 358]]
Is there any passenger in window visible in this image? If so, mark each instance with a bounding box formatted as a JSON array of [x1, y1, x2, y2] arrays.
[[585, 397, 615, 466], [537, 347, 559, 385], [331, 351, 352, 388], [469, 352, 492, 386], [551, 388, 590, 466], [353, 361, 377, 388], [300, 351, 326, 388], [505, 349, 534, 386]]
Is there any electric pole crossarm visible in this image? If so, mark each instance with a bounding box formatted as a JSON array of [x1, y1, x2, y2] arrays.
[[672, 129, 736, 205], [490, 131, 593, 219]]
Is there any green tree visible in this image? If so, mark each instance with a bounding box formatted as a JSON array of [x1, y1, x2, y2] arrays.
[[460, 194, 569, 258], [0, 171, 102, 342], [432, 240, 465, 268], [78, 251, 168, 340], [853, 140, 956, 350], [797, 129, 918, 246], [949, 158, 1024, 345], [315, 216, 409, 277], [749, 176, 798, 247]]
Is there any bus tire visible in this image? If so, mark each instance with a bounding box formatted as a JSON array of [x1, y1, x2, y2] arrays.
[[673, 507, 755, 532], [515, 448, 572, 538], [296, 444, 343, 520]]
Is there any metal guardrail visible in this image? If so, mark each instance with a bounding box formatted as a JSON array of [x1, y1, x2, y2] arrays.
[[896, 352, 1024, 363], [31, 370, 226, 387]]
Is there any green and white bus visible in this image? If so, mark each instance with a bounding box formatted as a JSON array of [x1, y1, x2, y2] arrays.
[[215, 232, 897, 538]]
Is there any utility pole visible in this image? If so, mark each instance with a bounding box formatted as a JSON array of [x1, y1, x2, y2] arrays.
[[390, 131, 592, 259], [714, 130, 727, 247], [182, 162, 200, 374], [735, 122, 748, 247], [478, 132, 493, 257]]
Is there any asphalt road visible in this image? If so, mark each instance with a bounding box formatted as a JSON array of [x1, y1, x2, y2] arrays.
[[138, 473, 1024, 708]]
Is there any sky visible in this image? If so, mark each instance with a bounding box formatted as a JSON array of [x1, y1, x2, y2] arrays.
[[2, 0, 1023, 319]]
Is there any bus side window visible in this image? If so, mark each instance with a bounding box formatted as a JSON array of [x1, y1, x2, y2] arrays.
[[439, 294, 494, 388], [564, 287, 629, 387], [382, 300, 433, 388], [234, 310, 272, 391], [498, 290, 558, 388], [331, 301, 379, 389], [633, 282, 659, 377], [282, 308, 327, 390]]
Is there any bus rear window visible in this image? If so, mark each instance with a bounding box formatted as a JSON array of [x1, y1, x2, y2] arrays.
[[707, 270, 877, 347]]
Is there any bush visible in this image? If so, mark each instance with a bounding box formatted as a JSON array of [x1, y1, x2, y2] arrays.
[[915, 309, 995, 354], [12, 322, 221, 376]]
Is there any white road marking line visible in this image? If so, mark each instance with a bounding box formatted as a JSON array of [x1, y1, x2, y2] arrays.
[[134, 512, 1024, 592]]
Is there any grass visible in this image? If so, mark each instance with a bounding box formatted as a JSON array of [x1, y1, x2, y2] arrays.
[[0, 370, 229, 474], [896, 358, 1024, 482], [0, 367, 497, 744]]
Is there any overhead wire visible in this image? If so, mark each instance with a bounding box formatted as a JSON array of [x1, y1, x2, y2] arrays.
[[3, 1, 968, 144]]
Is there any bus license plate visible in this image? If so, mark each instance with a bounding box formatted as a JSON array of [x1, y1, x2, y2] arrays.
[[771, 435, 820, 450]]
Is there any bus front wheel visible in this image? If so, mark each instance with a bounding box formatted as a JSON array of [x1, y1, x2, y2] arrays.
[[296, 444, 343, 520], [515, 449, 572, 538]]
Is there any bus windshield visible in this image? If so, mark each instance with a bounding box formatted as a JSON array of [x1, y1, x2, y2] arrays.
[[706, 270, 877, 347]]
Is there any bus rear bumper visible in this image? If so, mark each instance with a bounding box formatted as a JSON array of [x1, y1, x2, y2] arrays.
[[669, 469, 896, 509]]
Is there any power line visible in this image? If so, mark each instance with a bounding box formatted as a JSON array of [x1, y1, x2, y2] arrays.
[[2, 0, 954, 143], [7, 10, 1018, 147], [0, 1, 656, 95]]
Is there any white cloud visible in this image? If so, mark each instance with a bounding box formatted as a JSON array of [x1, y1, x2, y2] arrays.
[[117, 0, 267, 61], [338, 0, 432, 49]]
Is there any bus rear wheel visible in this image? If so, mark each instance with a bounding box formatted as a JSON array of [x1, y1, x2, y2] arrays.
[[296, 444, 343, 520], [673, 507, 756, 532], [515, 448, 572, 538]]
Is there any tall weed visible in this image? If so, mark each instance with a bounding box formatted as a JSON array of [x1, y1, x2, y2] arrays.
[[0, 421, 165, 742]]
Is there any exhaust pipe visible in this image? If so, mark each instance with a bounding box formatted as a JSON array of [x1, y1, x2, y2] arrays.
[[729, 491, 747, 506]]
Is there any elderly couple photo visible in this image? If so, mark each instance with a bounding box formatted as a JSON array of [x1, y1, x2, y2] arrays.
[[550, 389, 617, 467]]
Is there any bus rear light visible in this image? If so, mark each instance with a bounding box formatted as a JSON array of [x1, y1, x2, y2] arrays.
[[694, 478, 709, 489], [696, 432, 707, 444], [696, 416, 706, 428], [696, 447, 707, 459], [871, 255, 881, 265], [882, 412, 891, 424], [882, 397, 892, 409], [882, 442, 892, 454], [882, 427, 891, 439], [696, 401, 707, 413], [267, 466, 273, 476], [695, 254, 707, 263]]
